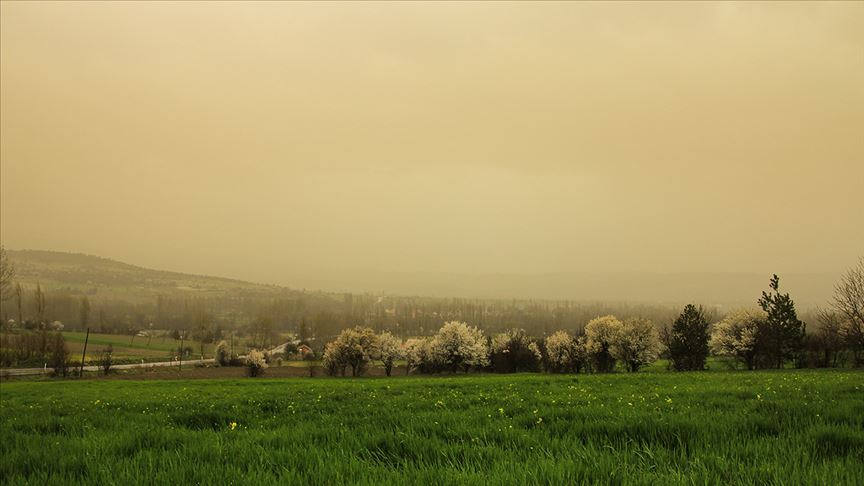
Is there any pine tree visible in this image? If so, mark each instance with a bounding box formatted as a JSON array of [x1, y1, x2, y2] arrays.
[[668, 304, 710, 371], [758, 275, 805, 368]]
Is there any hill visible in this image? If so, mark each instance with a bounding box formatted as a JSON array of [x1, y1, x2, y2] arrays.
[[6, 249, 292, 303]]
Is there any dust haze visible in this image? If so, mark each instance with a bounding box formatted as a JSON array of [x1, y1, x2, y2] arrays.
[[2, 2, 862, 296]]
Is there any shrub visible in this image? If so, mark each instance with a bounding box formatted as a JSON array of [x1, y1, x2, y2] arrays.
[[100, 345, 113, 375], [246, 349, 268, 377], [585, 315, 623, 372]]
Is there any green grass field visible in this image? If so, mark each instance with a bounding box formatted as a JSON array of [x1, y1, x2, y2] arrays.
[[60, 331, 189, 365], [1, 370, 862, 484]]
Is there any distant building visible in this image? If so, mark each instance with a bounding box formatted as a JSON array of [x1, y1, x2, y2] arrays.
[[297, 344, 312, 356]]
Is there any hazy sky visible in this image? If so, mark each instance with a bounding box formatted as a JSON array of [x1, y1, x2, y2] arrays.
[[2, 1, 862, 286]]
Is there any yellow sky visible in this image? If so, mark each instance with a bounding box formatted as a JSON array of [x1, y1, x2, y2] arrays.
[[1, 1, 862, 285]]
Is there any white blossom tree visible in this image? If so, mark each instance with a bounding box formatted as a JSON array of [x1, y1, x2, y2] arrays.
[[215, 340, 230, 366], [709, 309, 766, 370], [322, 340, 349, 376], [612, 317, 662, 372], [246, 349, 268, 377], [585, 315, 623, 372], [376, 331, 403, 376], [545, 331, 589, 373], [322, 326, 378, 376], [431, 321, 489, 373], [404, 337, 436, 374]]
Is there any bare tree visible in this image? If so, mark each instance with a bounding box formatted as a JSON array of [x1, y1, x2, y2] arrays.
[[0, 246, 15, 316], [833, 257, 864, 365], [79, 296, 91, 329], [14, 283, 24, 326], [34, 283, 47, 327]]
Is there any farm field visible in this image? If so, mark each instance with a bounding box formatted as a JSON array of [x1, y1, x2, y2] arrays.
[[61, 331, 191, 365], [1, 331, 271, 368], [1, 370, 862, 484]]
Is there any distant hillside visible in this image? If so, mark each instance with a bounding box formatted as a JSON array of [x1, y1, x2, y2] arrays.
[[6, 249, 841, 309], [7, 250, 292, 303]]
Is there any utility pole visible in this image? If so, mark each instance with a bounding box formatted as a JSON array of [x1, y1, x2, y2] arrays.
[[79, 328, 90, 378], [179, 331, 184, 371]]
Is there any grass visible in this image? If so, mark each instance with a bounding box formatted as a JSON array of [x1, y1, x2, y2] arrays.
[[62, 331, 180, 353], [2, 331, 242, 368], [1, 369, 862, 484], [62, 331, 210, 364]]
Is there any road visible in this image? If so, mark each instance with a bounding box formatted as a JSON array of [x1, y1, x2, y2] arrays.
[[1, 358, 215, 377]]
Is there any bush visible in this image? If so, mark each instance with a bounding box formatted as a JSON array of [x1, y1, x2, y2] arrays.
[[100, 345, 113, 375]]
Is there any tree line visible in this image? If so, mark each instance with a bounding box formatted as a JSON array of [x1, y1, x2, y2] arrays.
[[301, 264, 862, 377], [1, 245, 862, 374]]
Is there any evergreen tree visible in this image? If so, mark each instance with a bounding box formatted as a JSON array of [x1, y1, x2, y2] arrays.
[[668, 304, 710, 371], [758, 274, 805, 368]]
